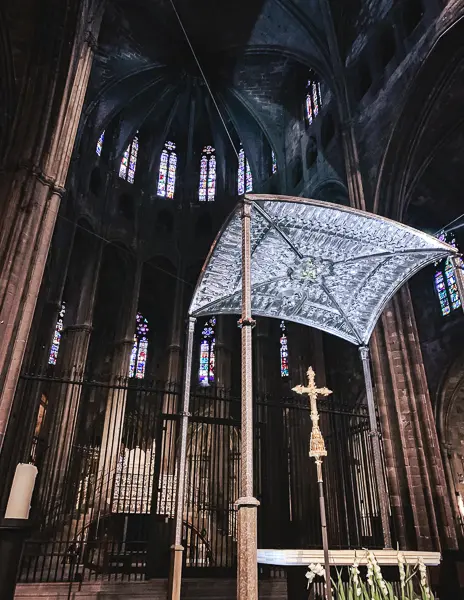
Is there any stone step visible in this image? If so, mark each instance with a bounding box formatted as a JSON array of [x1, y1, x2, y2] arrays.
[[15, 578, 288, 599]]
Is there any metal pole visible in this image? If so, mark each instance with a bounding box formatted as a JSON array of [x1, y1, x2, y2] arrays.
[[236, 198, 260, 600], [452, 256, 464, 314], [168, 316, 196, 600], [359, 345, 392, 549], [316, 460, 333, 600]]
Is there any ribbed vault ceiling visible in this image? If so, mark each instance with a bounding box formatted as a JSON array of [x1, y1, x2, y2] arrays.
[[81, 0, 343, 177]]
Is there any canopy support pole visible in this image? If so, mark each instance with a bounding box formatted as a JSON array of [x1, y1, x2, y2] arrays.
[[236, 198, 260, 600], [168, 316, 196, 600], [452, 256, 464, 314], [359, 345, 392, 549]]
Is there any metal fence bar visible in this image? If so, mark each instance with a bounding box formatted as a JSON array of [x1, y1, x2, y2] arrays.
[[3, 373, 387, 583]]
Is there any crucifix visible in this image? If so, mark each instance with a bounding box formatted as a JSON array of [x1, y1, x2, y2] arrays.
[[293, 367, 333, 600]]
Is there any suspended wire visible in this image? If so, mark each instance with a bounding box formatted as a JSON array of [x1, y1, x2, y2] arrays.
[[57, 214, 194, 288], [167, 0, 240, 160], [434, 213, 464, 236]]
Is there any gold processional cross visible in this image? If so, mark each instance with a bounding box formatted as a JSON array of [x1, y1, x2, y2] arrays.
[[293, 367, 334, 600], [292, 367, 332, 476]]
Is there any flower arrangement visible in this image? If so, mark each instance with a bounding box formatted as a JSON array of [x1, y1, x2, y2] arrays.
[[305, 551, 435, 600]]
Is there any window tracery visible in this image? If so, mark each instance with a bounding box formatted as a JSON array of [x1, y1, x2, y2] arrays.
[[96, 131, 105, 156], [199, 316, 216, 386], [271, 150, 277, 174], [119, 134, 139, 184], [199, 146, 216, 202], [158, 141, 177, 199], [129, 313, 149, 379], [238, 147, 252, 195], [48, 302, 66, 365], [306, 80, 322, 125], [434, 232, 462, 316]]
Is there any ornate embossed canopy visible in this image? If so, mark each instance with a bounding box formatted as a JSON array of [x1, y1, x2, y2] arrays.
[[189, 195, 458, 345]]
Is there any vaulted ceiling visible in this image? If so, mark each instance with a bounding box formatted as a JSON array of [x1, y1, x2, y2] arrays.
[[80, 0, 340, 180]]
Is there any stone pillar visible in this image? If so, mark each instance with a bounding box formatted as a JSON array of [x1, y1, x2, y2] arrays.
[[39, 240, 103, 516], [0, 7, 102, 452], [236, 199, 260, 600], [165, 267, 185, 409], [95, 261, 142, 515], [254, 319, 289, 550], [215, 316, 233, 391], [359, 345, 392, 549], [370, 285, 458, 551]]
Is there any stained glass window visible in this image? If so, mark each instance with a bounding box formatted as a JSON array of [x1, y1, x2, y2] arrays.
[[238, 147, 252, 195], [199, 316, 216, 386], [280, 321, 289, 378], [435, 271, 450, 316], [306, 80, 321, 124], [129, 313, 149, 379], [271, 150, 277, 174], [157, 141, 177, 198], [96, 131, 105, 156], [199, 146, 216, 201], [434, 232, 461, 316], [119, 134, 139, 184], [48, 302, 66, 365]]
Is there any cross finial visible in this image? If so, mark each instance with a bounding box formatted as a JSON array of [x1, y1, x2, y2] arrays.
[[293, 367, 332, 458]]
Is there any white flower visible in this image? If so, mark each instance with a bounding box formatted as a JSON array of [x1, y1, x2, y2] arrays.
[[305, 563, 325, 589], [398, 552, 406, 587]]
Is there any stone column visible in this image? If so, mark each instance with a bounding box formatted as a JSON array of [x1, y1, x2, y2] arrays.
[[236, 198, 259, 600], [255, 319, 289, 550], [359, 345, 392, 549], [40, 240, 103, 516], [215, 316, 233, 391], [95, 261, 142, 515], [165, 267, 185, 410], [0, 8, 102, 452], [370, 285, 458, 551], [317, 0, 367, 213]]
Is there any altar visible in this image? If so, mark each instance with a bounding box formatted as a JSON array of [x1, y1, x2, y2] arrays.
[[257, 549, 441, 567]]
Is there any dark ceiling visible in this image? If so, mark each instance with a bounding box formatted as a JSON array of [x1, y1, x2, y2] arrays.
[[80, 0, 336, 180]]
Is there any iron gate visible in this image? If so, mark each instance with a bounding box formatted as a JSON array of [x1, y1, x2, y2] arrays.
[[0, 373, 385, 583]]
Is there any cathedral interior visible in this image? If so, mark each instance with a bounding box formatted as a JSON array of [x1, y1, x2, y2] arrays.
[[1, 0, 464, 598]]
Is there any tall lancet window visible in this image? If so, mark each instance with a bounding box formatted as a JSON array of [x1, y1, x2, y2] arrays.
[[306, 80, 322, 125], [238, 147, 252, 195], [280, 321, 289, 378], [199, 316, 216, 386], [199, 145, 216, 202], [129, 313, 149, 379], [271, 149, 277, 174], [96, 131, 105, 156], [434, 232, 462, 316], [119, 134, 139, 184], [48, 302, 66, 365], [157, 141, 177, 198]]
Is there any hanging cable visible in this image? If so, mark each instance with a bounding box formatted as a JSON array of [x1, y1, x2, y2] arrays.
[[168, 0, 239, 160], [434, 213, 464, 236]]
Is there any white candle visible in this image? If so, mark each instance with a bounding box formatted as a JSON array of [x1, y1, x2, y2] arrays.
[[5, 463, 38, 519]]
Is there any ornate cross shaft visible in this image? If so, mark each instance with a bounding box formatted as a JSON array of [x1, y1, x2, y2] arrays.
[[293, 367, 332, 459]]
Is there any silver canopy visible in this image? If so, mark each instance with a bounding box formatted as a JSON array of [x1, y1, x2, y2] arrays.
[[189, 195, 457, 345]]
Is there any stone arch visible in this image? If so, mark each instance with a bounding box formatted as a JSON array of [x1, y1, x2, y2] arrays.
[[312, 179, 349, 206], [374, 13, 464, 221], [436, 351, 464, 535]]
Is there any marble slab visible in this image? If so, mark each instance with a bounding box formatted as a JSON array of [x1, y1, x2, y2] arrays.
[[257, 549, 441, 566]]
